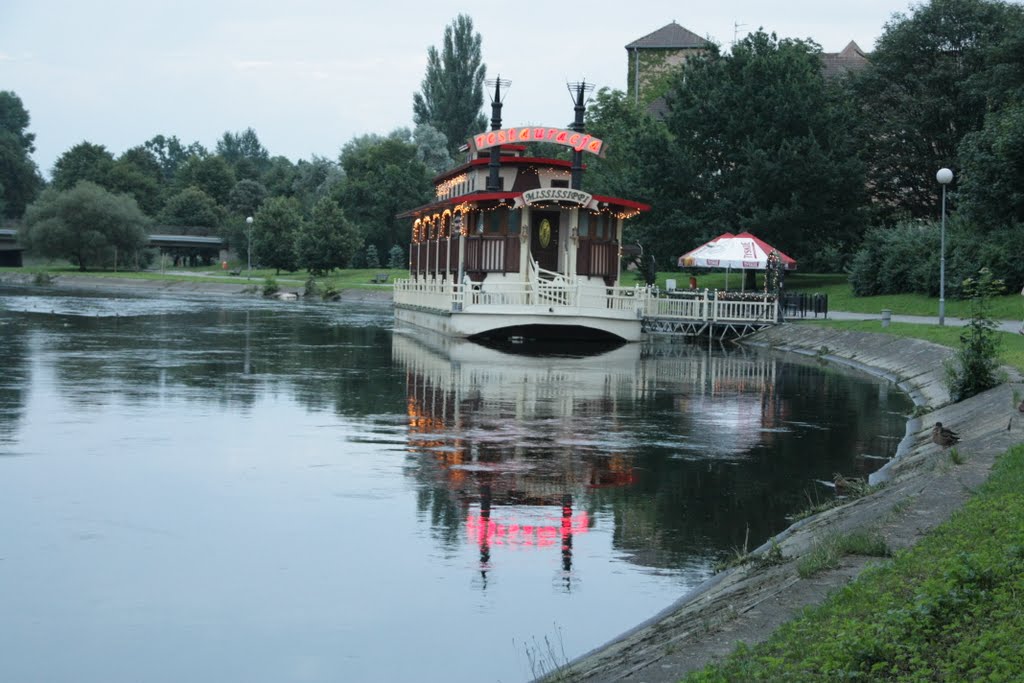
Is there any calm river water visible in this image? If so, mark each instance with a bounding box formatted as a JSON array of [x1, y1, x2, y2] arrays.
[[0, 285, 911, 683]]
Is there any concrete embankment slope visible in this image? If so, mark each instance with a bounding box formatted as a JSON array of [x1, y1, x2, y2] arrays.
[[557, 325, 1024, 683]]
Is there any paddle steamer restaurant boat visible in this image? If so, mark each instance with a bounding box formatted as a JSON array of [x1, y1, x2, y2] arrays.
[[394, 91, 651, 343]]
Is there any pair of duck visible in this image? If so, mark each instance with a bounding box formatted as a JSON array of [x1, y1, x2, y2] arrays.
[[932, 422, 960, 447]]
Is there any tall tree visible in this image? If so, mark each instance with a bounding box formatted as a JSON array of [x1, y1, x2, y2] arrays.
[[412, 124, 453, 175], [227, 179, 267, 218], [217, 128, 270, 181], [107, 146, 165, 216], [173, 154, 236, 206], [295, 196, 362, 275], [292, 155, 343, 210], [159, 187, 223, 233], [144, 135, 205, 181], [0, 91, 35, 152], [582, 88, 676, 262], [252, 196, 301, 274], [22, 181, 150, 271], [260, 155, 299, 198], [412, 14, 487, 155], [51, 142, 115, 191], [853, 0, 1024, 223], [958, 102, 1024, 230], [333, 131, 433, 258], [664, 30, 867, 268], [0, 91, 42, 217]]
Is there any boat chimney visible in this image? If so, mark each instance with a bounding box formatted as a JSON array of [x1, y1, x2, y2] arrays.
[[485, 77, 511, 192], [567, 80, 594, 190]]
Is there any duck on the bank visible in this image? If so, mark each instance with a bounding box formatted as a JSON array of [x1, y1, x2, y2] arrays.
[[932, 422, 960, 447]]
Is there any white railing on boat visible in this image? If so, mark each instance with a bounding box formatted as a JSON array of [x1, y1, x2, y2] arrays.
[[393, 277, 778, 326], [393, 269, 646, 317]]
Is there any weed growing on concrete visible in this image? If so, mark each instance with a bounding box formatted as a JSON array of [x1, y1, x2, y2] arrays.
[[520, 624, 571, 682], [755, 537, 786, 568], [797, 535, 841, 578], [835, 530, 890, 557], [797, 530, 890, 579], [789, 488, 834, 522], [714, 525, 755, 573]]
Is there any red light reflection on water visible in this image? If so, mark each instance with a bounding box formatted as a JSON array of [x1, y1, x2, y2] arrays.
[[466, 511, 590, 548]]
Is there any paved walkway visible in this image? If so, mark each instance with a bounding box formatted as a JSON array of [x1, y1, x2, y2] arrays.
[[818, 309, 1023, 334]]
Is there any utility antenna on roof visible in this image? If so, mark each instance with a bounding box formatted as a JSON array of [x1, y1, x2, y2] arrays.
[[566, 80, 596, 190], [733, 21, 747, 45], [484, 76, 512, 191]]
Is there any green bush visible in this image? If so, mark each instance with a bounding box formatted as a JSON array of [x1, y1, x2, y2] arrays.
[[387, 244, 405, 269], [262, 276, 279, 296], [945, 267, 1005, 401], [848, 221, 937, 296], [364, 244, 380, 269], [849, 218, 1024, 298]]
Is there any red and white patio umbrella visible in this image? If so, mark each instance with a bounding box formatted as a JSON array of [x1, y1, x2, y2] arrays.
[[677, 232, 797, 271]]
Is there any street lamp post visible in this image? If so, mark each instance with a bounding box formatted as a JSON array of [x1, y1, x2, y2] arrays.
[[245, 216, 254, 280], [936, 168, 953, 326]]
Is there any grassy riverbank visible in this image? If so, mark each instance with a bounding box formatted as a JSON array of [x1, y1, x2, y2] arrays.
[[682, 442, 1024, 682], [0, 264, 406, 290]]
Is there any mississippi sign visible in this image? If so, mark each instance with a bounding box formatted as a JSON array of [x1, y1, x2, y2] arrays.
[[520, 188, 593, 206]]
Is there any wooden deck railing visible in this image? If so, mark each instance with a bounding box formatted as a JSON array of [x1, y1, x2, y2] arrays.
[[644, 290, 778, 323]]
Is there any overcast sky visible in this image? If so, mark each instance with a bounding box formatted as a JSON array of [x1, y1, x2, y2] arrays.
[[2, 0, 916, 178]]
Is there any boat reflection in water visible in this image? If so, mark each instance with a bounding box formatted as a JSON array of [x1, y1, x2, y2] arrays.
[[394, 329, 640, 591], [393, 326, 909, 591]]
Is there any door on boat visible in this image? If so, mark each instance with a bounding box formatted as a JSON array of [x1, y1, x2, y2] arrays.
[[530, 211, 560, 273]]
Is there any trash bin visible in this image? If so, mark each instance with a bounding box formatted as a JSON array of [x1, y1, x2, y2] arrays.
[[881, 309, 892, 328]]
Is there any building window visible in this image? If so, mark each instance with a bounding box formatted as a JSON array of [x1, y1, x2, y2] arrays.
[[578, 212, 590, 237], [508, 208, 521, 234], [551, 179, 569, 188], [488, 210, 503, 233]]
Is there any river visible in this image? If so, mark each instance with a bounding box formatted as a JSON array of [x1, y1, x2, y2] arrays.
[[0, 285, 911, 682]]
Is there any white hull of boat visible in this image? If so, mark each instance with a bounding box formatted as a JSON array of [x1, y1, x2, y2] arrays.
[[394, 304, 643, 342]]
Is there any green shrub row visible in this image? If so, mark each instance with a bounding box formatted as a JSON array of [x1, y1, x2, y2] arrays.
[[849, 218, 1024, 299]]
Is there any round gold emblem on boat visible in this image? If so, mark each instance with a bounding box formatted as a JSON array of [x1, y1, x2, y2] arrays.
[[539, 219, 552, 248]]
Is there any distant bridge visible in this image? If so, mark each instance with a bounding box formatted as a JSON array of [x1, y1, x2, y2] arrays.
[[0, 229, 22, 267], [0, 230, 227, 268]]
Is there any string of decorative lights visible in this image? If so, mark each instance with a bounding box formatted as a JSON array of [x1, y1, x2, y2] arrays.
[[435, 173, 469, 199], [411, 199, 639, 243]]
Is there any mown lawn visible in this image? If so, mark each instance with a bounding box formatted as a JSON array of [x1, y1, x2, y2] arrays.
[[682, 443, 1024, 682]]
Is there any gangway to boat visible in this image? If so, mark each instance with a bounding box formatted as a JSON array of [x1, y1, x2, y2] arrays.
[[641, 289, 780, 340]]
